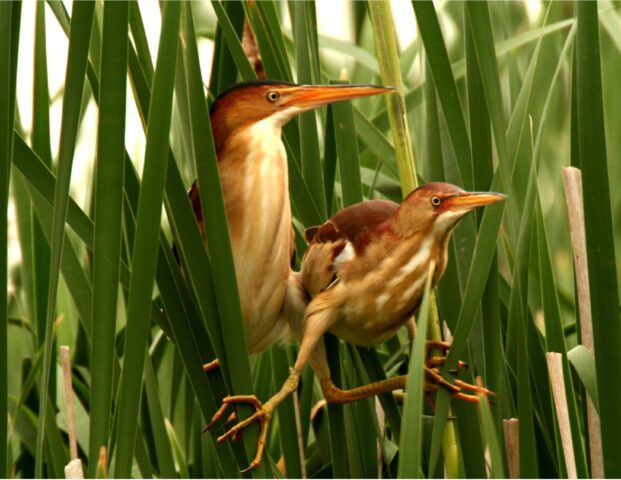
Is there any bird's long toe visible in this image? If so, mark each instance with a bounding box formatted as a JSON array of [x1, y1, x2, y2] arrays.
[[205, 394, 273, 471], [202, 358, 221, 373]]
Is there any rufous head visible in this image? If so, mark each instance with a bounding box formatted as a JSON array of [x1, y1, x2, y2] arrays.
[[394, 182, 506, 237], [210, 80, 393, 149]]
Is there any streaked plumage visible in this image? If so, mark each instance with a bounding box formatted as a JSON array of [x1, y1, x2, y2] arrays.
[[189, 80, 393, 353], [209, 182, 506, 470]]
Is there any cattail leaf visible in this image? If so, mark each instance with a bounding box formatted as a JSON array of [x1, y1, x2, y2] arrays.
[[576, 3, 621, 476]]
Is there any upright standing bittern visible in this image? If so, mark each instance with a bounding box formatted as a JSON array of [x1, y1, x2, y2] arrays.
[[209, 182, 506, 470], [190, 80, 392, 358]]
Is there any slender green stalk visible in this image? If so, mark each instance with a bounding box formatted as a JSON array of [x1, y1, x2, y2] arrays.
[[369, 2, 462, 476], [368, 0, 417, 196], [32, 2, 55, 475], [0, 2, 20, 476], [113, 3, 180, 476], [89, 2, 127, 476], [576, 2, 621, 476], [293, 0, 326, 218], [398, 266, 434, 477]]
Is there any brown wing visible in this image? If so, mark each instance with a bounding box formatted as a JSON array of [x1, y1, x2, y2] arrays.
[[301, 199, 398, 296]]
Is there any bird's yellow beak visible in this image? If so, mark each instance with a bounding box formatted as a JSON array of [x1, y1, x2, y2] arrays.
[[280, 84, 394, 109], [447, 191, 507, 211]]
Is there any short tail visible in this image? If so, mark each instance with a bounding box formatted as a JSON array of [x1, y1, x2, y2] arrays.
[[281, 271, 310, 342]]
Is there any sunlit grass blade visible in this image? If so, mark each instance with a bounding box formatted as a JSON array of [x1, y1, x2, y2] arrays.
[[88, 2, 128, 476], [113, 3, 180, 476], [576, 3, 621, 476], [128, 2, 153, 82], [567, 345, 598, 411], [368, 0, 416, 196]]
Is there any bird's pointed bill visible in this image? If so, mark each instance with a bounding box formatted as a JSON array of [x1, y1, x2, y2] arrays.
[[447, 191, 507, 211], [281, 84, 395, 109]]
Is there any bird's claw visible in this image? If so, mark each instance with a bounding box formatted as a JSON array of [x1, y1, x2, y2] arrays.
[[424, 365, 495, 403], [421, 342, 494, 402], [205, 395, 272, 471]]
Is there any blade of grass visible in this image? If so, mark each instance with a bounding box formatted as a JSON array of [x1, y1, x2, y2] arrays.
[[113, 3, 180, 475], [41, 0, 93, 340], [208, 1, 246, 95], [245, 1, 293, 81], [0, 2, 20, 476], [88, 2, 128, 476], [210, 0, 256, 81], [576, 3, 621, 476], [143, 354, 176, 478], [567, 345, 598, 411], [332, 80, 363, 206], [428, 169, 506, 474], [292, 0, 326, 218], [465, 14, 505, 474], [398, 265, 433, 478], [534, 199, 588, 477], [181, 5, 268, 473], [510, 169, 539, 478], [31, 0, 53, 348], [271, 346, 303, 478], [368, 0, 417, 196], [477, 393, 506, 478], [412, 0, 472, 190], [12, 135, 94, 247], [325, 334, 349, 477], [31, 2, 56, 475], [464, 2, 509, 173], [323, 106, 337, 213]]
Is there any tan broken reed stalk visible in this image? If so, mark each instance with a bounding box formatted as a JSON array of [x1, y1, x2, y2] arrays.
[[562, 166, 603, 478], [502, 418, 519, 479], [546, 352, 576, 478], [60, 346, 83, 479]]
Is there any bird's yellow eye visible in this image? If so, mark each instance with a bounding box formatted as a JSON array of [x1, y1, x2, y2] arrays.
[[266, 91, 280, 102], [431, 196, 442, 207]]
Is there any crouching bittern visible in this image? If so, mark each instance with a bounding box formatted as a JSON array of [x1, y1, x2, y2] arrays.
[[208, 182, 506, 470], [190, 80, 392, 360]]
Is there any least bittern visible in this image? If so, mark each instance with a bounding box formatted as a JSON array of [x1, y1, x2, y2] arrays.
[[208, 182, 506, 470], [190, 80, 393, 358]]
